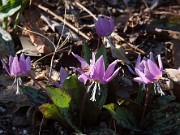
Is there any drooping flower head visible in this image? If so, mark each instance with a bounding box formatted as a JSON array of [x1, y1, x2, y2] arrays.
[[128, 52, 164, 95], [2, 54, 31, 77], [1, 54, 31, 94], [71, 52, 120, 101], [95, 15, 114, 37]]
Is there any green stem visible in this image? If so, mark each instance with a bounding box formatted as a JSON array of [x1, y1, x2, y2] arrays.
[[97, 37, 101, 50]]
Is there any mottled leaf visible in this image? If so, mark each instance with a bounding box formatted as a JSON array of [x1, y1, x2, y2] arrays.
[[39, 103, 62, 120], [63, 75, 101, 125], [103, 103, 140, 131], [0, 0, 23, 20], [45, 87, 81, 132], [20, 86, 51, 107]]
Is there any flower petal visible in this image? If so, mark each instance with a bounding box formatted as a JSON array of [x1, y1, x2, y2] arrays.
[[11, 56, 21, 76], [147, 59, 162, 79], [135, 54, 141, 68], [19, 54, 27, 74], [135, 68, 150, 84], [78, 73, 89, 84], [92, 55, 105, 82], [1, 60, 10, 75], [157, 54, 163, 71], [72, 52, 89, 69], [134, 77, 146, 84], [104, 60, 120, 80], [149, 52, 155, 62], [127, 65, 136, 75], [104, 67, 121, 83], [60, 67, 68, 83], [25, 56, 31, 73]]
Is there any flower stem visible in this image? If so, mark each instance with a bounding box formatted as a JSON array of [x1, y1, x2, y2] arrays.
[[140, 84, 150, 125], [97, 37, 101, 50]]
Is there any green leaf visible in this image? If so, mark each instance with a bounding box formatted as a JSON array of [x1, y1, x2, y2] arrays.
[[46, 87, 81, 132], [20, 86, 51, 107], [104, 103, 140, 131], [63, 75, 86, 106], [39, 103, 62, 120], [117, 99, 142, 120], [0, 0, 22, 20], [143, 102, 180, 135], [82, 42, 92, 64], [156, 95, 176, 106], [46, 87, 71, 108], [63, 75, 101, 125]]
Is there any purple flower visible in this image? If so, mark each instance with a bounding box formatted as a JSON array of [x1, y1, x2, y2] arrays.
[[2, 54, 31, 77], [128, 52, 164, 95], [1, 54, 31, 94], [71, 52, 120, 101], [55, 67, 68, 89], [95, 15, 114, 37]]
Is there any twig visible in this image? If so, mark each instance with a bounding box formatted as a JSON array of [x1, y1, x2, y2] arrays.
[[49, 1, 68, 78], [33, 2, 90, 40], [34, 45, 71, 64], [75, 2, 97, 21]]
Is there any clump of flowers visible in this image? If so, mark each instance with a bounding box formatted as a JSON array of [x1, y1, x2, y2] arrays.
[[71, 52, 120, 101], [1, 54, 31, 94], [95, 15, 114, 37], [128, 52, 164, 95]]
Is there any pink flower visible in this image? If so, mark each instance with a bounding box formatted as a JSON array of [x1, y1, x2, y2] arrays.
[[1, 54, 31, 94], [71, 52, 120, 101]]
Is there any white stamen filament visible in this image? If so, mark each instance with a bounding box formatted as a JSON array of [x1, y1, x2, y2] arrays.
[[90, 82, 98, 102], [16, 77, 20, 95], [154, 82, 165, 96]]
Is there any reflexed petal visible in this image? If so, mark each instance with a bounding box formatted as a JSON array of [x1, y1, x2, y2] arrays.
[[11, 56, 21, 76], [147, 60, 162, 78], [104, 60, 120, 80], [9, 55, 14, 68], [127, 65, 136, 75], [1, 60, 10, 75], [70, 66, 84, 74], [157, 54, 163, 71], [71, 52, 89, 69], [78, 73, 89, 84], [144, 66, 155, 81], [104, 67, 121, 83], [19, 54, 27, 74], [92, 55, 105, 82], [135, 69, 150, 84], [26, 56, 31, 72], [135, 54, 141, 68], [134, 77, 146, 84], [60, 67, 68, 83], [149, 52, 155, 62]]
